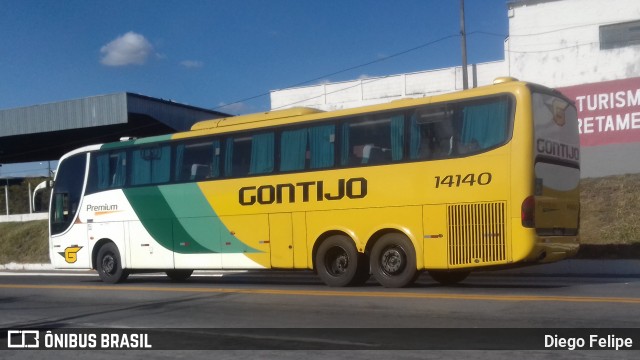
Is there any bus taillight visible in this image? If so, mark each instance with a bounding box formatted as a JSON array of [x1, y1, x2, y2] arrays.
[[521, 196, 535, 228]]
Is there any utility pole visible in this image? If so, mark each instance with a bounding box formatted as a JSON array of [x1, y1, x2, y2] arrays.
[[0, 164, 6, 216], [460, 0, 469, 90]]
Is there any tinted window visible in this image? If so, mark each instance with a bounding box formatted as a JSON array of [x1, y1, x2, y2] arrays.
[[88, 150, 127, 192], [280, 124, 335, 172], [341, 114, 405, 166], [175, 140, 222, 181], [50, 153, 87, 235], [600, 20, 640, 50], [131, 145, 171, 185], [409, 97, 510, 160], [224, 132, 274, 177]]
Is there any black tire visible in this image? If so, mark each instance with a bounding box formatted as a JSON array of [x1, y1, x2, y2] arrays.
[[315, 235, 368, 287], [428, 270, 470, 285], [370, 233, 419, 288], [166, 269, 194, 282], [96, 243, 129, 284]]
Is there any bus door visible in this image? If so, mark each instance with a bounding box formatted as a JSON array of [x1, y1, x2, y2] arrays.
[[269, 213, 294, 268]]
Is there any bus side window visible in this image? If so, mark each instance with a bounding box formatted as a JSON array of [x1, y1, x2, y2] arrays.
[[93, 151, 126, 191], [280, 124, 335, 172], [410, 106, 455, 160], [341, 114, 404, 166], [131, 145, 171, 185], [460, 99, 510, 151], [410, 97, 510, 160], [175, 140, 220, 182], [225, 132, 274, 177]]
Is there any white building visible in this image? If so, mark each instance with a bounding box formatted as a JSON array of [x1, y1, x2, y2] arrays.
[[270, 0, 640, 177]]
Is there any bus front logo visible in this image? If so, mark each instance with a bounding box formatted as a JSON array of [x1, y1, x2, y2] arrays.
[[58, 246, 83, 263], [549, 99, 569, 127]]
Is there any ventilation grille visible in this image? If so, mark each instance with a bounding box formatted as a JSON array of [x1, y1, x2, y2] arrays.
[[447, 202, 507, 266]]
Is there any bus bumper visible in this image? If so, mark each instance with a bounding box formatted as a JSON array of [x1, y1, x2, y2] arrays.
[[526, 236, 580, 263]]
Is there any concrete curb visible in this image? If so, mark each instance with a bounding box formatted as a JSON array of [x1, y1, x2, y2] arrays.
[[0, 263, 55, 271], [2, 260, 640, 276]]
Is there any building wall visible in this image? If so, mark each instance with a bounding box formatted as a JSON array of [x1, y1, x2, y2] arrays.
[[506, 0, 640, 86], [270, 0, 640, 177], [270, 61, 506, 111]]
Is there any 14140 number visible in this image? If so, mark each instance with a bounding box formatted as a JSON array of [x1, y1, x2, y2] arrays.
[[434, 172, 492, 188]]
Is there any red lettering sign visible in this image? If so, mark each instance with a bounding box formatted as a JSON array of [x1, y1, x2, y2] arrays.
[[557, 77, 640, 147]]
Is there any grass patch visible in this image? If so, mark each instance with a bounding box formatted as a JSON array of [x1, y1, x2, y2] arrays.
[[0, 220, 49, 264], [580, 174, 640, 245]]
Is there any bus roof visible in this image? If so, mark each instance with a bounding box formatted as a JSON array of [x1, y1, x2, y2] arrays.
[[70, 77, 545, 151], [191, 107, 324, 131], [179, 78, 533, 139]]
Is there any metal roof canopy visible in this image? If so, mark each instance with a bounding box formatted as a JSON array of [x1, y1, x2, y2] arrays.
[[0, 93, 228, 163]]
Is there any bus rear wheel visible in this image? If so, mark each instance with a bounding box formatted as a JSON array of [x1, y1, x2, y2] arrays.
[[96, 243, 129, 284], [370, 233, 418, 288], [316, 235, 368, 287], [166, 269, 194, 282]]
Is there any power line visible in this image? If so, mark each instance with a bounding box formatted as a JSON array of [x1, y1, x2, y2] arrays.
[[215, 21, 608, 113], [213, 33, 460, 112], [506, 41, 601, 54], [271, 75, 398, 110]]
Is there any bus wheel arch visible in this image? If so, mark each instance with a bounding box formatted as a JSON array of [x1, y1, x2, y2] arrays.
[[93, 240, 129, 284], [313, 231, 369, 287], [368, 231, 419, 288]]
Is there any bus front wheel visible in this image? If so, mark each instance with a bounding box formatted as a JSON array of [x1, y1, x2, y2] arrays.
[[316, 235, 368, 287], [96, 243, 129, 284], [370, 233, 418, 288]]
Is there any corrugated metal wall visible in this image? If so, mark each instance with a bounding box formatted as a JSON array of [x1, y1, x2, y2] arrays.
[[0, 93, 128, 136], [0, 93, 226, 137]]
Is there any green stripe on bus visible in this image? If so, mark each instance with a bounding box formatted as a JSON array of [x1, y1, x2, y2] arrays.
[[123, 184, 260, 254], [134, 134, 173, 145], [100, 140, 136, 151]]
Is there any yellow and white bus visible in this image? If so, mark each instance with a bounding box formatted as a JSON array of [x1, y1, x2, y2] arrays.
[[49, 77, 580, 287]]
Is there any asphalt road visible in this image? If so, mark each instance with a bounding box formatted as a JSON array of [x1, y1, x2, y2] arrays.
[[1, 270, 639, 359]]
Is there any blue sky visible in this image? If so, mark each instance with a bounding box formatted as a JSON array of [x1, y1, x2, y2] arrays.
[[0, 0, 509, 176]]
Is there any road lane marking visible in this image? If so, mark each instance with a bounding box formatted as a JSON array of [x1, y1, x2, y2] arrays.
[[0, 272, 226, 277], [1, 283, 639, 304]]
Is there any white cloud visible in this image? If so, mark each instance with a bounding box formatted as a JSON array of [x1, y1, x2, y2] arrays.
[[180, 60, 204, 69], [100, 31, 153, 66]]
